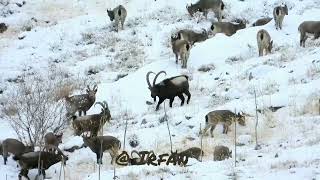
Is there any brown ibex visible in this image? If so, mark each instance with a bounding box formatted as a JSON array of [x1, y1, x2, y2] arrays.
[[202, 110, 245, 137], [177, 29, 208, 45], [72, 101, 111, 137], [252, 17, 272, 27], [82, 135, 121, 164], [210, 20, 246, 36], [65, 85, 97, 117], [214, 145, 232, 161], [107, 5, 127, 32], [257, 29, 273, 56], [44, 132, 63, 152], [2, 138, 34, 165], [171, 35, 191, 68], [186, 0, 225, 22], [273, 4, 288, 30], [298, 21, 320, 47], [178, 147, 204, 161], [146, 71, 191, 111]]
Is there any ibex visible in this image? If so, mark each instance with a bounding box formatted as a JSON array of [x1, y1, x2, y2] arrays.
[[252, 17, 272, 27], [177, 29, 208, 45], [202, 110, 245, 137], [298, 21, 320, 47], [65, 85, 97, 117], [82, 135, 121, 164], [13, 146, 68, 180], [257, 29, 273, 56], [210, 20, 246, 36], [171, 35, 191, 68], [107, 5, 127, 32], [2, 138, 34, 165], [0, 23, 8, 33], [214, 145, 231, 161], [72, 101, 111, 137], [44, 132, 63, 152], [186, 0, 225, 22], [146, 71, 191, 111], [273, 4, 288, 30], [178, 147, 204, 161]]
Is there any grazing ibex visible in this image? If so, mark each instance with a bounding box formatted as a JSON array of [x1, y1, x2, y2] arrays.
[[83, 135, 121, 164], [273, 4, 288, 30], [146, 71, 191, 111], [202, 110, 245, 137], [210, 20, 246, 36], [178, 147, 204, 161], [44, 132, 63, 152], [257, 29, 273, 56], [13, 146, 68, 180], [65, 85, 97, 117], [298, 21, 320, 47], [2, 138, 34, 165], [107, 5, 127, 32], [252, 17, 272, 27], [186, 0, 224, 22], [72, 101, 111, 137], [171, 35, 191, 68], [214, 145, 231, 161], [177, 29, 208, 45]]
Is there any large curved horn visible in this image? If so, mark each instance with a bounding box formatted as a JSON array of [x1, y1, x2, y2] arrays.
[[87, 85, 91, 91], [95, 101, 106, 110], [93, 84, 98, 90], [153, 71, 167, 86], [146, 71, 155, 88]]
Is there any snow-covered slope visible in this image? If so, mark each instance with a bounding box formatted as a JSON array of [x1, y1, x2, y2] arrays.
[[1, 0, 320, 179]]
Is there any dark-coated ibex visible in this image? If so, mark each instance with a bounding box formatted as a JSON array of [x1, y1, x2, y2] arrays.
[[186, 0, 224, 22], [214, 145, 231, 161], [107, 5, 127, 32], [83, 135, 121, 164], [72, 101, 111, 137], [273, 4, 288, 30], [13, 146, 68, 180], [146, 71, 191, 111], [210, 20, 246, 36], [171, 35, 191, 68], [257, 29, 273, 56], [178, 147, 204, 161], [298, 21, 320, 47], [2, 138, 34, 165], [44, 132, 63, 152], [65, 85, 97, 117], [202, 110, 245, 137]]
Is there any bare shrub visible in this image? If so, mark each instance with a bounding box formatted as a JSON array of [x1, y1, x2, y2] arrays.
[[306, 63, 320, 80], [1, 74, 71, 146], [301, 92, 320, 115]]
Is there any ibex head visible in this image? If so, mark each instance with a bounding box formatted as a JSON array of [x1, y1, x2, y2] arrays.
[[107, 9, 115, 21], [186, 4, 195, 17], [146, 71, 167, 101], [86, 85, 98, 99], [95, 101, 111, 119], [236, 112, 246, 126]]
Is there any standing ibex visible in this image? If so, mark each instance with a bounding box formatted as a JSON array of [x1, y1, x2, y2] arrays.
[[214, 145, 231, 161], [186, 0, 224, 22], [298, 21, 320, 47], [257, 29, 273, 56], [82, 135, 121, 164], [171, 35, 191, 68], [13, 146, 68, 180], [273, 4, 288, 30], [65, 85, 97, 117], [2, 138, 34, 165], [202, 110, 245, 137], [177, 29, 208, 45], [146, 71, 191, 111], [107, 5, 127, 32], [72, 101, 111, 137], [252, 17, 272, 27], [44, 132, 63, 152], [210, 20, 246, 36]]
